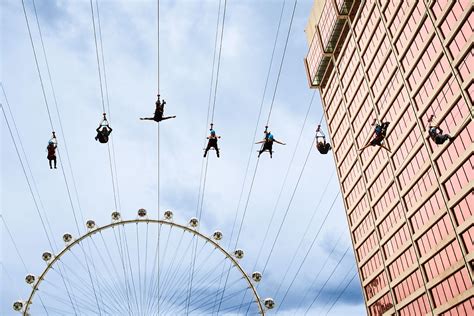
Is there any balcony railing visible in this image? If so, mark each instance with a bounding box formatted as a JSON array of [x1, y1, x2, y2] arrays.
[[305, 0, 359, 89]]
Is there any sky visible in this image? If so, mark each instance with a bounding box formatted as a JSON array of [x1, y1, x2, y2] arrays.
[[1, 0, 365, 315]]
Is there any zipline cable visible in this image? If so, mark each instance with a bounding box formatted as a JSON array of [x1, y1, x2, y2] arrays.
[[89, 0, 119, 213], [188, 1, 227, 313], [94, 0, 123, 212], [1, 102, 77, 315], [324, 271, 359, 316], [294, 233, 344, 311], [264, 0, 298, 126], [275, 191, 341, 309], [304, 247, 351, 314], [30, 0, 86, 224], [1, 216, 50, 314]]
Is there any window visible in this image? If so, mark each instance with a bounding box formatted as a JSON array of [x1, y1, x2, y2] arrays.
[[365, 272, 388, 301], [409, 190, 444, 232], [378, 202, 404, 236], [443, 156, 474, 199], [373, 183, 397, 220], [368, 292, 393, 316], [357, 230, 378, 261], [436, 122, 473, 174], [349, 194, 369, 226], [416, 214, 452, 257], [457, 48, 473, 81], [439, 0, 469, 39], [448, 11, 473, 58], [383, 223, 410, 260], [398, 146, 429, 188], [403, 168, 437, 210], [431, 267, 471, 307], [388, 246, 417, 279], [424, 240, 463, 279], [394, 2, 425, 54], [399, 294, 430, 316], [393, 269, 424, 303]]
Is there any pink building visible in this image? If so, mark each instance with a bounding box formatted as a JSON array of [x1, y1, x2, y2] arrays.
[[304, 0, 473, 315]]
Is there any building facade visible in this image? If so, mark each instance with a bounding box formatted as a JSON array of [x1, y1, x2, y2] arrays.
[[304, 0, 473, 315]]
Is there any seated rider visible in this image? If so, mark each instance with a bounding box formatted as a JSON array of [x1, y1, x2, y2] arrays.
[[140, 94, 176, 122], [204, 128, 221, 158], [256, 129, 286, 158], [95, 114, 113, 144], [315, 125, 331, 154], [428, 115, 453, 145], [359, 119, 391, 152], [47, 134, 57, 169]]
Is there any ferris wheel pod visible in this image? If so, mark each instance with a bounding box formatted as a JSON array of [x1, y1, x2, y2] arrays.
[[86, 220, 96, 230], [62, 233, 73, 243], [13, 301, 24, 312], [234, 249, 244, 259], [213, 230, 223, 241], [252, 271, 262, 282], [111, 211, 121, 222], [264, 298, 275, 309], [25, 274, 36, 285], [164, 210, 173, 220], [189, 217, 199, 228], [42, 252, 52, 262], [138, 208, 147, 217]]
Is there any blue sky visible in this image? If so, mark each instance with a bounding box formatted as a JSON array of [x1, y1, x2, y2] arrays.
[[1, 0, 365, 315]]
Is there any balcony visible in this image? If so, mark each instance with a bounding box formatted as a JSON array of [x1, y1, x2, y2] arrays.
[[305, 0, 360, 89]]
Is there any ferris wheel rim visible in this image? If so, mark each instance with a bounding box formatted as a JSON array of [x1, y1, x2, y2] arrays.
[[22, 216, 266, 315]]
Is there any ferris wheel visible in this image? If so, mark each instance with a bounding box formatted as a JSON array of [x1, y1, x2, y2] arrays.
[[13, 209, 275, 315]]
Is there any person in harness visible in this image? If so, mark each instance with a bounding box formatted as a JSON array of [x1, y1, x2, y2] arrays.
[[427, 115, 453, 145], [315, 125, 331, 154], [140, 94, 176, 123], [359, 119, 391, 152], [47, 132, 57, 169], [95, 113, 113, 144], [204, 124, 221, 158], [256, 127, 286, 158]]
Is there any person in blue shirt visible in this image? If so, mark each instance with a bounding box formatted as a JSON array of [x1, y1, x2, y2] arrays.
[[204, 128, 221, 158], [359, 119, 391, 152], [256, 129, 286, 158]]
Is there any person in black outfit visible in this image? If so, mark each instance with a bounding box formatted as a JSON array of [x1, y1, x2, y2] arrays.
[[315, 125, 331, 154], [140, 94, 176, 122], [95, 117, 113, 144], [427, 115, 453, 145]]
